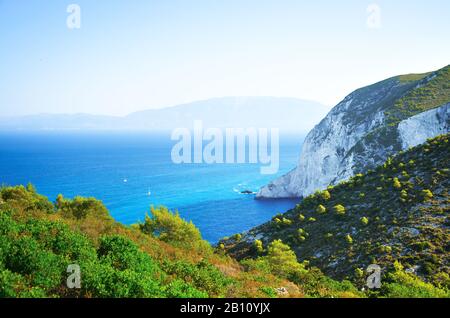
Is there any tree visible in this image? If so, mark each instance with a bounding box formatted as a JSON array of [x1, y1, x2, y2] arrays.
[[266, 240, 303, 277], [333, 204, 346, 216], [321, 190, 331, 200], [345, 234, 353, 244], [282, 218, 292, 226], [140, 206, 204, 248], [360, 217, 369, 226], [316, 204, 327, 214], [254, 240, 264, 253], [393, 178, 402, 189], [421, 189, 433, 202], [57, 196, 111, 220], [55, 194, 65, 209]]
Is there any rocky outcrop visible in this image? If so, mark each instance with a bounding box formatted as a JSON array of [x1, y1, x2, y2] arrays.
[[257, 66, 450, 199], [398, 103, 450, 149]]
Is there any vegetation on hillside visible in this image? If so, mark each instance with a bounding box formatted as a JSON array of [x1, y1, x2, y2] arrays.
[[387, 65, 450, 125], [0, 184, 363, 298], [0, 132, 448, 298], [338, 65, 449, 177], [222, 134, 450, 298]]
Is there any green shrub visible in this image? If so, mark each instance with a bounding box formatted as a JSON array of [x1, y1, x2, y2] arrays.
[[162, 260, 233, 297], [333, 204, 346, 216], [360, 217, 369, 226], [393, 178, 402, 189], [265, 240, 303, 277], [354, 268, 364, 278], [254, 239, 264, 253], [98, 235, 161, 275], [0, 185, 53, 214], [320, 190, 331, 200], [282, 218, 292, 226], [140, 206, 206, 250], [233, 233, 242, 241], [324, 233, 333, 239], [162, 279, 207, 298], [57, 195, 111, 221], [345, 234, 353, 244], [381, 262, 449, 298], [316, 205, 327, 214], [259, 286, 277, 298], [421, 189, 433, 201]]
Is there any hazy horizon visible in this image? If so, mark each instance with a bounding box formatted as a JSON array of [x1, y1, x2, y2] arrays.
[[0, 95, 327, 118], [1, 1, 450, 117], [0, 96, 328, 133]]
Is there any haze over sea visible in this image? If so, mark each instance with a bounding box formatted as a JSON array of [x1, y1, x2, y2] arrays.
[[0, 131, 303, 242]]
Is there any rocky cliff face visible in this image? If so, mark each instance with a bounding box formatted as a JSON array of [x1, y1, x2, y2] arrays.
[[257, 65, 450, 199], [398, 103, 449, 149]]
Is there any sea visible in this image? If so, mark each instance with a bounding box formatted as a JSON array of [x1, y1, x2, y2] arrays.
[[0, 131, 304, 243]]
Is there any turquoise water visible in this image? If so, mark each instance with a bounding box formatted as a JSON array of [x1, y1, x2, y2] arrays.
[[0, 131, 303, 242]]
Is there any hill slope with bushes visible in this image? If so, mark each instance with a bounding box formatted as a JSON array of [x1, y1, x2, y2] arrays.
[[223, 134, 450, 296], [0, 184, 364, 298], [0, 136, 448, 298]]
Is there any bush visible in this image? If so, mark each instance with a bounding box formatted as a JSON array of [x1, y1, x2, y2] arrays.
[[360, 217, 369, 226], [140, 206, 204, 248], [7, 236, 65, 291], [233, 233, 242, 241], [162, 260, 233, 297], [0, 269, 47, 298], [333, 204, 346, 216], [0, 185, 53, 214], [320, 190, 331, 200], [421, 189, 433, 202], [266, 240, 303, 277], [282, 218, 292, 226], [56, 195, 111, 221], [98, 235, 161, 275], [162, 279, 207, 298], [316, 205, 327, 214], [345, 235, 353, 244], [254, 240, 264, 254], [381, 262, 449, 298], [289, 267, 360, 298], [393, 178, 402, 189]]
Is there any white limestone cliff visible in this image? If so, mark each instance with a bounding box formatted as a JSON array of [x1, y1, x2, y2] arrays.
[[257, 97, 449, 199], [398, 103, 449, 149]]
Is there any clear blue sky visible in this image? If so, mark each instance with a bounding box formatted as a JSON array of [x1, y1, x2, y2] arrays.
[[0, 0, 449, 116]]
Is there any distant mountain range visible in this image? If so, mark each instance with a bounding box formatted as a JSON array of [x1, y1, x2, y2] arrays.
[[0, 97, 328, 133]]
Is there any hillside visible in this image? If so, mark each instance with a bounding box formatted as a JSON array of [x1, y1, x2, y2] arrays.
[[2, 148, 449, 299], [223, 134, 450, 294], [258, 65, 449, 198], [1, 140, 448, 298], [0, 184, 363, 298]]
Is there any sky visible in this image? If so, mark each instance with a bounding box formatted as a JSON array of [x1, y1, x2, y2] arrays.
[[0, 0, 449, 117]]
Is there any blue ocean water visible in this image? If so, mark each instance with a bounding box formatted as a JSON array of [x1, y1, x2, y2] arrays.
[[0, 132, 303, 242]]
